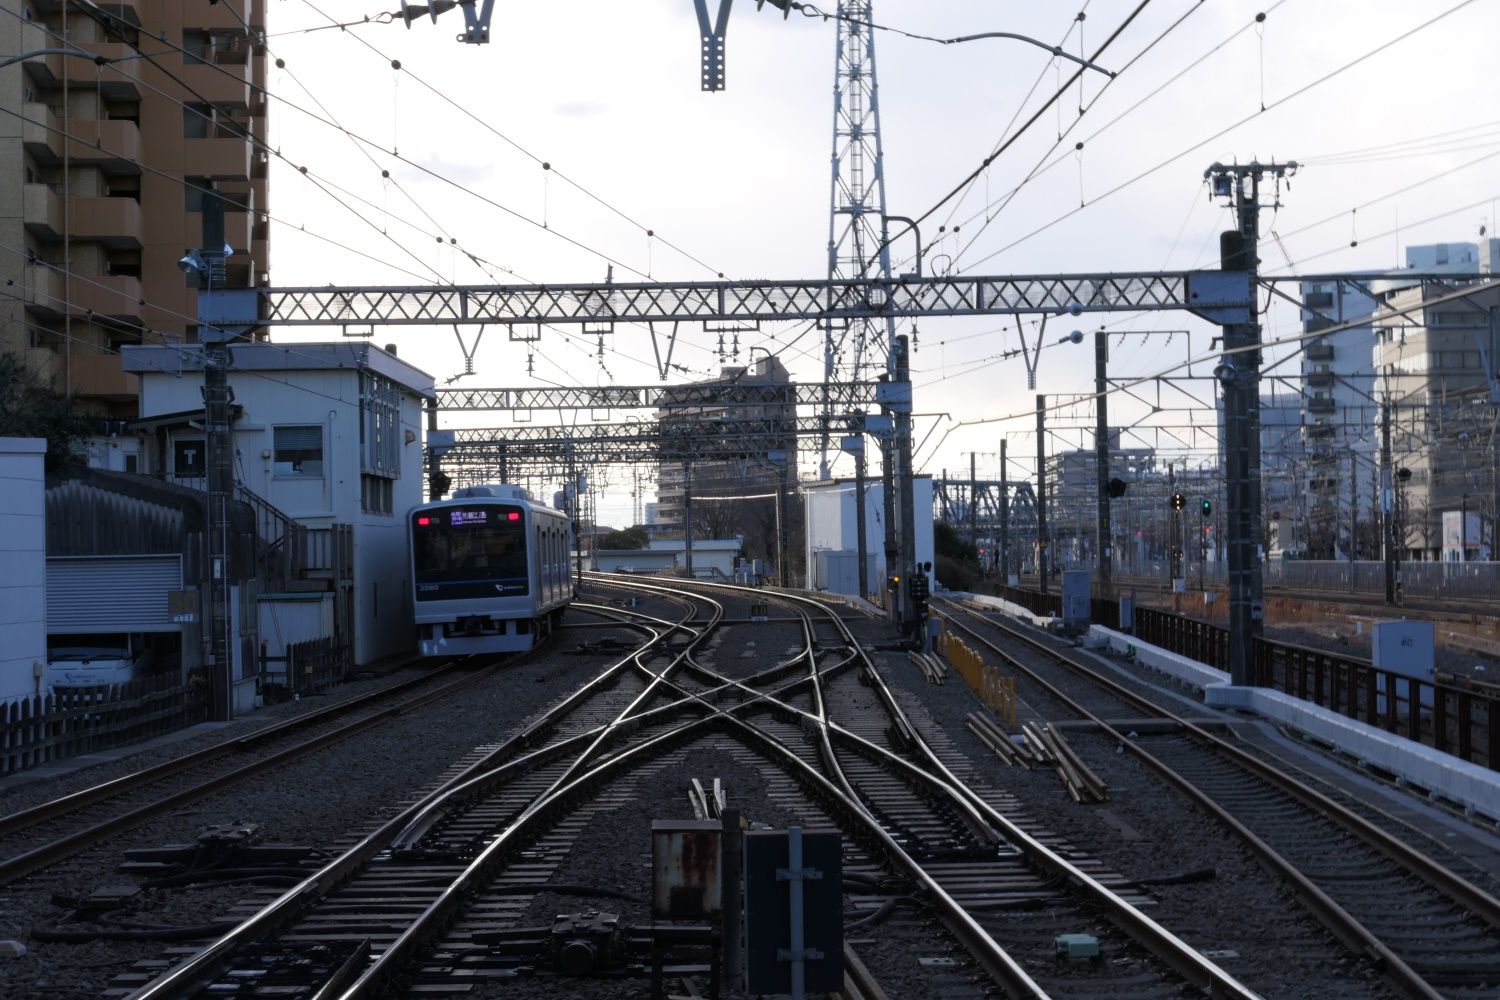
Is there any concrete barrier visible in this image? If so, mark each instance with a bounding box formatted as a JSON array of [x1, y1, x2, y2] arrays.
[[951, 592, 1500, 824], [1206, 683, 1500, 824]]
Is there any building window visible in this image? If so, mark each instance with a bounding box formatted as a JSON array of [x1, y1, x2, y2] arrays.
[[273, 425, 323, 478], [361, 474, 393, 515], [359, 372, 401, 478], [174, 438, 206, 478]]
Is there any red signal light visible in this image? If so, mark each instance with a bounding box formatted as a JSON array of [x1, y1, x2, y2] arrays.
[[417, 516, 431, 526], [507, 512, 521, 521]]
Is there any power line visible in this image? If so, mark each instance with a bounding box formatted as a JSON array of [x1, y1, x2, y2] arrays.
[[957, 0, 1481, 272]]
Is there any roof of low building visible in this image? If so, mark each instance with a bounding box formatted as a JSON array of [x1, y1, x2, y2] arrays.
[[121, 342, 435, 399]]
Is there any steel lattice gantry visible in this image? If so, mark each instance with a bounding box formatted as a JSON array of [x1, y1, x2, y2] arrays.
[[436, 380, 881, 412], [206, 271, 1253, 329], [437, 415, 844, 467]]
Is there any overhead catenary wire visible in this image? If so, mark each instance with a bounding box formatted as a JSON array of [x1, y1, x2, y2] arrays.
[[955, 0, 1481, 273]]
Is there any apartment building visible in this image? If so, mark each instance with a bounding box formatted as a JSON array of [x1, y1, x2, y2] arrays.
[[0, 0, 268, 462], [1297, 241, 1498, 557], [1372, 241, 1500, 560], [651, 355, 796, 543]]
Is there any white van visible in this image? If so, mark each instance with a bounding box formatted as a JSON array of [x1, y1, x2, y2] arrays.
[[45, 644, 142, 690]]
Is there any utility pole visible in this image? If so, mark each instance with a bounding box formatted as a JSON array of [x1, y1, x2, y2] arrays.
[[682, 460, 694, 577], [999, 438, 1010, 581], [969, 451, 978, 558], [1167, 463, 1176, 584], [1036, 394, 1049, 594], [891, 336, 918, 635], [847, 430, 869, 597], [182, 195, 237, 723], [1382, 398, 1396, 603], [1207, 160, 1296, 686], [880, 431, 897, 621], [1095, 329, 1111, 596], [1349, 450, 1358, 593]]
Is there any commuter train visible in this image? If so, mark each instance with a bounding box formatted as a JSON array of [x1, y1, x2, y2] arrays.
[[408, 485, 575, 656]]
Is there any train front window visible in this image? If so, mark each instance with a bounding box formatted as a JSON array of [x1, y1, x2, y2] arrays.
[[413, 505, 529, 595]]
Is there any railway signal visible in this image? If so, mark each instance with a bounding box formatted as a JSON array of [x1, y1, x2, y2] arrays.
[[1201, 499, 1212, 517], [1171, 492, 1186, 512]]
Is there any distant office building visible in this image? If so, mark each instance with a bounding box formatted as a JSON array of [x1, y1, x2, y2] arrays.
[[652, 355, 795, 542], [1371, 242, 1498, 560], [1297, 240, 1498, 557], [0, 0, 269, 462]]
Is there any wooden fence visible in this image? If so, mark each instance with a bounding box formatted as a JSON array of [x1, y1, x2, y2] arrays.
[[1, 672, 206, 776], [261, 637, 351, 699]]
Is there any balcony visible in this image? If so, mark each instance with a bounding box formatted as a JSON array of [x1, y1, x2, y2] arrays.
[[25, 109, 144, 174], [69, 196, 143, 248], [22, 103, 60, 159], [19, 264, 63, 317], [1306, 397, 1336, 415], [67, 42, 142, 101], [1306, 370, 1334, 389], [19, 23, 62, 83], [181, 57, 252, 107], [65, 273, 144, 322], [23, 184, 62, 241], [68, 353, 139, 400], [1306, 343, 1334, 362], [189, 137, 252, 180], [1303, 290, 1334, 309], [194, 0, 264, 33]]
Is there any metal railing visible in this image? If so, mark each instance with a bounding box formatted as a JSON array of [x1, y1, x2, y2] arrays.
[[990, 587, 1497, 771]]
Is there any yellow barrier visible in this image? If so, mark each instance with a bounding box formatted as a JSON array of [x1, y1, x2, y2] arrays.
[[935, 623, 1017, 732]]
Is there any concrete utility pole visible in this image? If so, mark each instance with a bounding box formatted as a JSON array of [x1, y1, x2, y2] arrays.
[[969, 451, 978, 557], [682, 460, 694, 577], [1349, 450, 1358, 593], [847, 431, 869, 597], [999, 438, 1010, 581], [1095, 329, 1111, 596], [1167, 462, 1177, 584], [891, 336, 918, 633], [1382, 398, 1396, 603], [187, 195, 234, 723], [1207, 159, 1296, 686], [880, 431, 897, 621], [1036, 394, 1049, 594]]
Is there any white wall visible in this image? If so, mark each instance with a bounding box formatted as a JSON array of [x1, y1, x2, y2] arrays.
[[136, 354, 430, 667], [0, 438, 47, 702], [804, 477, 933, 595]]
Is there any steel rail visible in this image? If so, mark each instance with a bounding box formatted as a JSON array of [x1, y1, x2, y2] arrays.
[[0, 655, 509, 887], [333, 606, 1052, 999], [0, 653, 458, 839], [936, 598, 1500, 1000], [588, 575, 1259, 999], [119, 601, 693, 1000]]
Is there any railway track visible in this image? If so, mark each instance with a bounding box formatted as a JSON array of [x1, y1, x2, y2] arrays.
[[107, 577, 1260, 1000], [0, 654, 524, 886], [934, 595, 1500, 999]]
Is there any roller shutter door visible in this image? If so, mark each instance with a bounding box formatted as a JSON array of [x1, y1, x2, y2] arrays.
[[47, 556, 184, 634]]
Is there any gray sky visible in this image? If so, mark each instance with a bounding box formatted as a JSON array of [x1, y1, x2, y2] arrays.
[[262, 0, 1500, 525]]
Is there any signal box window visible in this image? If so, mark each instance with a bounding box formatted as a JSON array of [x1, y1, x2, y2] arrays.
[[273, 425, 324, 478]]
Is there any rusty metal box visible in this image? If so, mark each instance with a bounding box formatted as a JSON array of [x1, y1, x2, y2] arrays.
[[652, 820, 722, 918]]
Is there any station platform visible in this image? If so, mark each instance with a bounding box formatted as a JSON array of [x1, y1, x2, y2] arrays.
[[953, 591, 1500, 827]]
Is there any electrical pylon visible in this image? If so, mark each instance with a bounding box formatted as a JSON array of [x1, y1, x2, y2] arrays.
[[821, 1, 898, 479]]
